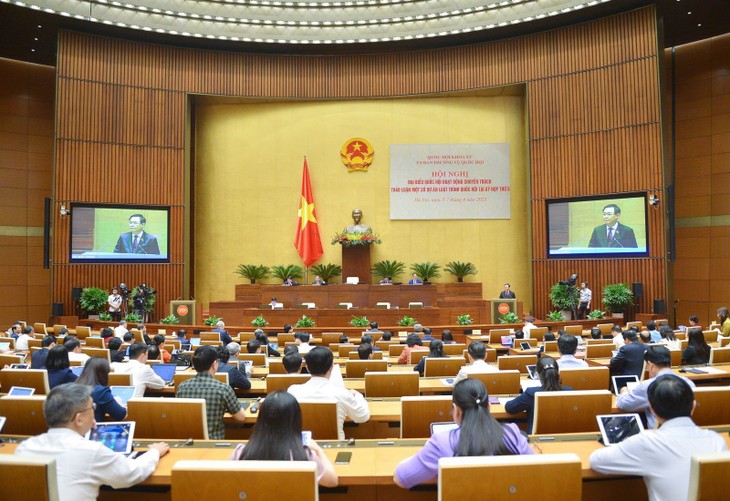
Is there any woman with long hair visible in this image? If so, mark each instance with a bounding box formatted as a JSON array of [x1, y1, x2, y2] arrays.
[[717, 307, 730, 337], [230, 391, 337, 487], [682, 328, 711, 365], [659, 325, 681, 350], [76, 357, 127, 421], [46, 345, 77, 389], [414, 339, 447, 376], [394, 378, 533, 489], [505, 356, 572, 434]]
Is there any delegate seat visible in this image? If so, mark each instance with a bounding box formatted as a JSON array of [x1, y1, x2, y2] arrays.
[[80, 347, 111, 362], [388, 344, 407, 358], [345, 360, 388, 378], [596, 323, 615, 335], [0, 368, 50, 394], [299, 401, 339, 440], [0, 455, 59, 501], [467, 370, 521, 395], [424, 358, 466, 377], [0, 396, 47, 435], [127, 397, 208, 440], [321, 332, 344, 347], [200, 332, 220, 342], [442, 343, 467, 356], [584, 343, 615, 359], [265, 374, 311, 393], [497, 355, 537, 374], [347, 351, 383, 360], [489, 329, 511, 344], [237, 353, 266, 366], [0, 353, 24, 367], [84, 337, 105, 348], [532, 390, 612, 435], [108, 372, 133, 386], [692, 387, 730, 427], [401, 395, 452, 438], [710, 346, 730, 365], [173, 372, 229, 387], [74, 326, 92, 340], [688, 451, 730, 501], [364, 372, 419, 398], [528, 327, 548, 341], [563, 325, 583, 336], [559, 367, 610, 391]]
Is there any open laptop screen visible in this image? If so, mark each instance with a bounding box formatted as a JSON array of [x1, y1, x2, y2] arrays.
[[150, 363, 177, 383]]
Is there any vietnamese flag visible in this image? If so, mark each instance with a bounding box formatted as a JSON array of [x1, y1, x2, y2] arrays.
[[294, 158, 324, 267]]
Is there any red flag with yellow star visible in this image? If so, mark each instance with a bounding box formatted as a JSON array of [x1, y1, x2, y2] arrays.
[[294, 158, 324, 267]]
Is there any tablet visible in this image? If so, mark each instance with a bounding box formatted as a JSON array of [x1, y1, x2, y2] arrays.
[[7, 386, 35, 396], [9, 363, 29, 369], [190, 337, 201, 347], [611, 375, 639, 395], [430, 421, 459, 436], [526, 364, 538, 380], [110, 386, 136, 406], [520, 342, 531, 351], [86, 422, 135, 454], [596, 414, 644, 446]]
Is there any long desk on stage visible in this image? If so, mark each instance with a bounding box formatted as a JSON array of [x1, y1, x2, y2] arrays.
[[236, 284, 440, 308]]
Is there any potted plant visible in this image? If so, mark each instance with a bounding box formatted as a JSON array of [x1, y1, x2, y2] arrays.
[[235, 264, 270, 284], [398, 315, 417, 327], [160, 314, 180, 325], [79, 287, 109, 318], [456, 314, 473, 325], [409, 262, 441, 283], [99, 312, 113, 322], [371, 260, 406, 282], [310, 263, 343, 284], [124, 312, 142, 323], [548, 283, 580, 320], [587, 309, 606, 320], [499, 312, 520, 324], [251, 315, 269, 328], [271, 264, 305, 283], [444, 261, 478, 282], [296, 315, 316, 328], [546, 311, 565, 322], [350, 315, 369, 327], [204, 315, 220, 327], [602, 283, 634, 318]]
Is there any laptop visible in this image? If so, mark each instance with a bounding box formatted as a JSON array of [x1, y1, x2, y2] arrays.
[[190, 337, 201, 347], [7, 386, 35, 396], [0, 342, 10, 352], [9, 363, 28, 369], [150, 363, 177, 384], [110, 386, 136, 406], [611, 375, 639, 395], [430, 421, 459, 436], [71, 366, 85, 377], [596, 414, 644, 446], [86, 421, 135, 454], [501, 336, 513, 347], [526, 364, 538, 380]]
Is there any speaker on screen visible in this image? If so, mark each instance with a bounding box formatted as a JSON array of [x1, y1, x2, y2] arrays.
[[632, 282, 643, 298]]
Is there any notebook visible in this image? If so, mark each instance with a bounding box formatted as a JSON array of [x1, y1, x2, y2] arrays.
[[7, 386, 35, 396], [87, 421, 135, 454], [151, 363, 177, 384], [110, 386, 136, 406]]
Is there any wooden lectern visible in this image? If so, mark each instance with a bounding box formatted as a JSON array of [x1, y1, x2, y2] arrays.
[[170, 300, 196, 325], [341, 245, 371, 285], [490, 298, 517, 323]]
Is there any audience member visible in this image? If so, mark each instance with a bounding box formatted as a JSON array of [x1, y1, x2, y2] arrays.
[[688, 315, 702, 330], [7, 322, 22, 339], [14, 326, 33, 351], [366, 321, 383, 334], [176, 345, 246, 439], [107, 337, 125, 363], [394, 379, 533, 489], [46, 345, 78, 389], [282, 352, 303, 374], [14, 383, 169, 501], [610, 330, 648, 377], [75, 357, 127, 421], [422, 328, 434, 342], [361, 333, 380, 351], [556, 334, 588, 369], [247, 339, 263, 354], [381, 332, 393, 341], [216, 345, 251, 390], [659, 325, 680, 350], [591, 376, 726, 500], [152, 334, 171, 362], [147, 344, 161, 361], [295, 332, 313, 354], [610, 325, 625, 350], [255, 331, 281, 357], [522, 316, 537, 338], [414, 339, 447, 376], [31, 335, 56, 369], [454, 341, 497, 384], [590, 327, 602, 339], [338, 334, 349, 344], [212, 320, 234, 345], [616, 346, 694, 428], [357, 343, 373, 360], [113, 319, 128, 338], [288, 347, 370, 440], [441, 330, 455, 344], [61, 337, 90, 366], [639, 329, 653, 344], [111, 342, 165, 397], [647, 321, 661, 343], [230, 391, 338, 487], [397, 334, 427, 365], [505, 356, 572, 434], [682, 328, 710, 366]]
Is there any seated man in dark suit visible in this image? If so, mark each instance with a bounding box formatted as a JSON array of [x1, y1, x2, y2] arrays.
[[31, 335, 56, 369], [113, 213, 160, 254], [588, 204, 638, 248], [216, 345, 251, 390], [609, 330, 648, 377]]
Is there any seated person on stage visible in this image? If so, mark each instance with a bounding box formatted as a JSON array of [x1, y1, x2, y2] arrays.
[[441, 330, 455, 344], [107, 337, 125, 363], [46, 346, 78, 389], [611, 325, 626, 350], [357, 343, 373, 360], [288, 347, 370, 440], [499, 283, 516, 299], [112, 342, 166, 397], [609, 330, 648, 378], [230, 391, 337, 487], [591, 376, 726, 500], [31, 334, 56, 369], [216, 345, 251, 390], [556, 334, 589, 369], [311, 275, 326, 285], [414, 339, 448, 376], [283, 276, 299, 286], [408, 273, 423, 285], [379, 276, 393, 285], [295, 332, 313, 354], [15, 384, 169, 501], [176, 346, 246, 439], [394, 379, 533, 489], [211, 320, 234, 346], [64, 337, 90, 366], [616, 346, 694, 429], [283, 352, 304, 374], [454, 341, 497, 384], [682, 327, 711, 366], [397, 334, 428, 365], [505, 356, 573, 434]]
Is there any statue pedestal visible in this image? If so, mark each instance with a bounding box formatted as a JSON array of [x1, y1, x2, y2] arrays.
[[342, 245, 371, 285]]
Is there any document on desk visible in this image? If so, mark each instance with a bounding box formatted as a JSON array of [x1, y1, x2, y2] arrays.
[[691, 366, 726, 374], [440, 378, 455, 386], [497, 397, 513, 406], [520, 379, 541, 391]]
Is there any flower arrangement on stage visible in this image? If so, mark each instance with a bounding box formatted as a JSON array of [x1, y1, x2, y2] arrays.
[[350, 316, 370, 327], [296, 315, 316, 328], [251, 315, 269, 327], [331, 231, 382, 246], [456, 314, 473, 325]]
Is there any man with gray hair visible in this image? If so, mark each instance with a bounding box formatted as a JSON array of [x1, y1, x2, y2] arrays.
[[413, 323, 424, 334], [15, 383, 169, 501], [212, 320, 233, 345]]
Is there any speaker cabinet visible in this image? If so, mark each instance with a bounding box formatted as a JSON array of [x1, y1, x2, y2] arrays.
[[52, 302, 64, 317], [72, 287, 83, 301], [653, 299, 666, 315], [632, 282, 643, 298]]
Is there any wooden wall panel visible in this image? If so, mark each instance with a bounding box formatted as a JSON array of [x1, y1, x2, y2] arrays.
[[52, 6, 666, 321]]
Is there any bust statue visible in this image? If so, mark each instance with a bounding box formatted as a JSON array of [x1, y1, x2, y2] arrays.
[[344, 208, 372, 234]]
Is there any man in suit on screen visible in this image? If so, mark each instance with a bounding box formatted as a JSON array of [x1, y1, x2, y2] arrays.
[[113, 213, 160, 254], [588, 204, 638, 248]]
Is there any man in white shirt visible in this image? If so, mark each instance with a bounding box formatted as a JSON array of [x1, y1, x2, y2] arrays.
[[288, 347, 370, 440], [522, 316, 537, 339], [611, 325, 626, 350], [111, 342, 166, 397], [616, 346, 694, 429], [63, 337, 90, 366], [577, 281, 592, 319], [107, 287, 123, 321], [453, 341, 498, 384], [556, 334, 589, 369], [15, 383, 169, 501], [295, 332, 313, 354], [113, 320, 128, 338], [590, 376, 726, 501], [14, 326, 33, 351]]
